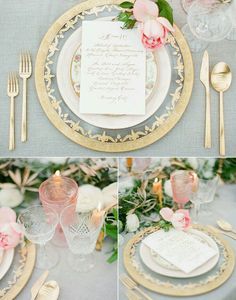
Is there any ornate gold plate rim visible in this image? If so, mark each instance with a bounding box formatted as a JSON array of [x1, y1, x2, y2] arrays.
[[1, 243, 36, 300], [35, 0, 194, 152], [123, 225, 235, 297]]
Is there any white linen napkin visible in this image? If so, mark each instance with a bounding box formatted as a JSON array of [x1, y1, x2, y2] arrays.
[[142, 229, 217, 274]]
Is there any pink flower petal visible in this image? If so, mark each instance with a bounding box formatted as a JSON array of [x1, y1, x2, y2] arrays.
[[143, 19, 164, 38], [157, 17, 174, 32], [160, 207, 173, 222], [133, 0, 159, 22], [0, 207, 16, 225]]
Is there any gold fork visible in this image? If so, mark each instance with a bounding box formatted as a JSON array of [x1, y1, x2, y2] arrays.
[[19, 52, 32, 142], [7, 73, 19, 150], [120, 274, 153, 300]]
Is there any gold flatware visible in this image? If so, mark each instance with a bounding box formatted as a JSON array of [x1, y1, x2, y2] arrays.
[[217, 219, 236, 234], [208, 225, 236, 240], [126, 289, 142, 300], [35, 280, 59, 300], [19, 52, 32, 142], [211, 62, 232, 156], [30, 270, 49, 300], [120, 274, 153, 300], [200, 50, 211, 148], [7, 72, 19, 151]]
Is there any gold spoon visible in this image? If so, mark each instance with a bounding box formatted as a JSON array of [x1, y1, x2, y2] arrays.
[[217, 219, 236, 234], [211, 62, 232, 156]]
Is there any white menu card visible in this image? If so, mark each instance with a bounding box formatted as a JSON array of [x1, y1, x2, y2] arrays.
[[79, 21, 146, 115], [143, 229, 218, 274]]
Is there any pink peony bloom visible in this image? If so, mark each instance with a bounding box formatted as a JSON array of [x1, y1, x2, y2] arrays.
[[160, 207, 191, 231], [133, 0, 174, 50], [0, 207, 23, 250], [0, 207, 17, 225], [171, 209, 191, 231]]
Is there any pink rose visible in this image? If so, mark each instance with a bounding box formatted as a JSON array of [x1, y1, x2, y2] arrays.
[[172, 209, 191, 231], [133, 0, 174, 50], [0, 207, 23, 250], [160, 207, 191, 231]]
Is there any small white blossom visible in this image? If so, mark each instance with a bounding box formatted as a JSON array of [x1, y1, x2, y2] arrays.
[[0, 188, 23, 208], [126, 214, 140, 232], [187, 158, 199, 170], [164, 180, 173, 198]]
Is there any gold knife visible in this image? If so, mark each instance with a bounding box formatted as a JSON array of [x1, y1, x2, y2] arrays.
[[200, 50, 211, 149], [30, 270, 49, 300]]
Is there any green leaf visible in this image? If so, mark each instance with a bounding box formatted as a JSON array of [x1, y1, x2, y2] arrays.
[[107, 250, 117, 263], [112, 208, 118, 221], [118, 12, 130, 22], [156, 0, 173, 25], [120, 1, 134, 9], [105, 224, 118, 240], [123, 19, 136, 29]]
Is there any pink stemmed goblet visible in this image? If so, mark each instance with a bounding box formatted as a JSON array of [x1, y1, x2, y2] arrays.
[[39, 171, 79, 247], [170, 170, 198, 208]]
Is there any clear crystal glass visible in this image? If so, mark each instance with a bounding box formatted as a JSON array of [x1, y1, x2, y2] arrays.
[[182, 0, 232, 52], [60, 204, 104, 272], [227, 0, 236, 40], [18, 205, 59, 269], [182, 0, 195, 13], [190, 176, 219, 223]]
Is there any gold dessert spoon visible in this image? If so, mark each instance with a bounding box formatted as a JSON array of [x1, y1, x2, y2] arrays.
[[217, 219, 236, 234], [211, 62, 232, 156]]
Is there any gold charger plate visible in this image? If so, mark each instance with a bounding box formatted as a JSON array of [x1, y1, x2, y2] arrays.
[[0, 243, 36, 300], [123, 225, 235, 297], [35, 0, 194, 152]]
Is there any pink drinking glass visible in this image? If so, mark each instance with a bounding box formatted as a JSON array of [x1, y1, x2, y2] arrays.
[[170, 170, 198, 208], [39, 172, 79, 247]]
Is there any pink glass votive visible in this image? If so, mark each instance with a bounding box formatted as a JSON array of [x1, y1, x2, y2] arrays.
[[39, 172, 79, 247], [170, 170, 198, 208]]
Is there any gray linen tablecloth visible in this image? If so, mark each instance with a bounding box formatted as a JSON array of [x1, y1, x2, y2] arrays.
[[0, 0, 236, 157], [16, 238, 117, 300], [119, 184, 236, 300]]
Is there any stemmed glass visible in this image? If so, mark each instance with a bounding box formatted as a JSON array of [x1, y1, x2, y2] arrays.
[[182, 0, 195, 13], [60, 204, 104, 272], [18, 205, 59, 269], [39, 173, 79, 247], [190, 176, 219, 223], [227, 0, 236, 40], [182, 0, 232, 52], [171, 170, 198, 208]]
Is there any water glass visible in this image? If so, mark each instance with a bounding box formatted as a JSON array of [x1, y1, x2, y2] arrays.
[[18, 205, 59, 269], [182, 0, 232, 52], [60, 204, 104, 272], [171, 170, 198, 208], [191, 176, 219, 223], [39, 173, 79, 247]]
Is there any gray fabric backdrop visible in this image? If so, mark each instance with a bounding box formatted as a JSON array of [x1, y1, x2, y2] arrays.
[[0, 0, 235, 157]]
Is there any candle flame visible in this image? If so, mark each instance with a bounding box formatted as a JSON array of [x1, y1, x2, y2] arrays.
[[55, 170, 61, 176]]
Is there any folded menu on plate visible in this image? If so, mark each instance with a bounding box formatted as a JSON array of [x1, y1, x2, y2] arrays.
[[80, 21, 146, 115], [143, 229, 217, 274]]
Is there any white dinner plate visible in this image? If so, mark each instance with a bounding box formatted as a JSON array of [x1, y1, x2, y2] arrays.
[[140, 229, 220, 278], [57, 16, 172, 129], [0, 249, 14, 280]]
